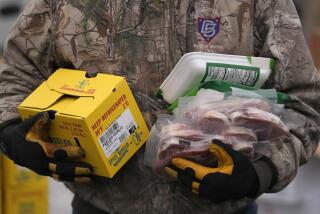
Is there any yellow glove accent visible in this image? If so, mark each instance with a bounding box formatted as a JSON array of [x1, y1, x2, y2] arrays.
[[192, 181, 200, 193], [51, 173, 91, 183], [49, 163, 91, 175], [165, 166, 178, 179], [171, 142, 234, 181], [209, 143, 234, 175], [26, 113, 84, 159]]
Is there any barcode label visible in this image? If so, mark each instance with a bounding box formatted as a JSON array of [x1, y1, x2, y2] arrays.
[[99, 108, 137, 157], [99, 122, 119, 145], [119, 132, 129, 143]]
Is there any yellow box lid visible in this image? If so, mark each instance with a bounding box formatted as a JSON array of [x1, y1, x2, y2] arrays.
[[19, 68, 124, 118]]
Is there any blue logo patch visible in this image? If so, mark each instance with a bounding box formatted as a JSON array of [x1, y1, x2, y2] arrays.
[[198, 17, 221, 43]]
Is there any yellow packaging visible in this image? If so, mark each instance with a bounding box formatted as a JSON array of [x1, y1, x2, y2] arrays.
[[18, 68, 149, 178], [2, 156, 46, 188], [1, 155, 48, 214], [3, 182, 48, 214]]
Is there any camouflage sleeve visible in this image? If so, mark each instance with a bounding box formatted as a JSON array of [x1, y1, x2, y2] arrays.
[[254, 0, 320, 192], [0, 0, 53, 124]]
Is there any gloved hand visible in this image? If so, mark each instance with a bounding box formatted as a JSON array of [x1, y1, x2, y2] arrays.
[[0, 111, 92, 182], [165, 139, 259, 202]]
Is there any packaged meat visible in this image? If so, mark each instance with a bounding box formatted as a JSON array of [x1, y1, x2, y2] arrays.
[[145, 86, 290, 179], [153, 138, 214, 177], [196, 110, 230, 134], [229, 108, 289, 140], [148, 119, 260, 177], [222, 126, 257, 142], [181, 97, 273, 122], [161, 123, 205, 141], [167, 80, 291, 113], [221, 127, 258, 160]]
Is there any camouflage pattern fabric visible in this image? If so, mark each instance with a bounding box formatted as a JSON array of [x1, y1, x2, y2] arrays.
[[1, 0, 320, 213]]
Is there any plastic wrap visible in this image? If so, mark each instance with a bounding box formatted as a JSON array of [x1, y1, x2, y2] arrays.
[[144, 88, 290, 178]]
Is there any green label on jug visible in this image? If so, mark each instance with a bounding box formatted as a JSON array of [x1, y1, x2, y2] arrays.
[[203, 63, 260, 87]]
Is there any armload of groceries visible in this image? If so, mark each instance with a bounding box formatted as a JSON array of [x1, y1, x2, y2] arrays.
[[17, 52, 290, 179], [144, 52, 291, 179]]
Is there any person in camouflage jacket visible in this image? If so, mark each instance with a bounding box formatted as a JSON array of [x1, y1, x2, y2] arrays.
[[1, 0, 320, 213]]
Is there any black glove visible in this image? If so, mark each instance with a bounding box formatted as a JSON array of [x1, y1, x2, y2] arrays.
[[0, 111, 92, 182], [165, 139, 260, 202]]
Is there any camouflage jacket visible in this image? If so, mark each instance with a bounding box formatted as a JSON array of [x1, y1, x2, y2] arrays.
[[1, 0, 320, 213]]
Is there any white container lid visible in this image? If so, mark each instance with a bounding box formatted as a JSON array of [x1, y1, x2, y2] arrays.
[[158, 52, 274, 104]]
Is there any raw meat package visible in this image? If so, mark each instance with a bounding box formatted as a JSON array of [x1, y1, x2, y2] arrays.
[[144, 88, 290, 178]]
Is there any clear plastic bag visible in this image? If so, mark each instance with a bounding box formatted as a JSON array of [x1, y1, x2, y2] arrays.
[[144, 88, 290, 178]]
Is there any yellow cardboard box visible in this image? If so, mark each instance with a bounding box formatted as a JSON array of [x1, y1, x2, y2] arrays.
[[3, 182, 48, 214], [2, 156, 46, 188], [18, 68, 149, 178], [1, 155, 48, 214]]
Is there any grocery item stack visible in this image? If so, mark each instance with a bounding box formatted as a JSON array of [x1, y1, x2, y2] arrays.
[[145, 52, 290, 179]]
